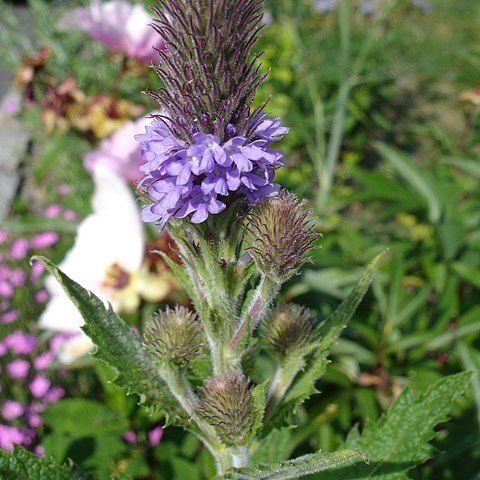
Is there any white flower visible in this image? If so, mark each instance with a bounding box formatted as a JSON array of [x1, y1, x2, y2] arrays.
[[39, 163, 144, 363]]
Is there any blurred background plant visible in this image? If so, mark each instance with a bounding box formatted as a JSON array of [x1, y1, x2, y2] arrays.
[[0, 0, 479, 478]]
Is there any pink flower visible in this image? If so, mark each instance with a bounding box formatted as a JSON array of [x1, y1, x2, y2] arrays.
[[0, 425, 24, 451], [58, 184, 71, 196], [1, 310, 19, 324], [84, 114, 155, 183], [2, 400, 23, 420], [34, 289, 49, 304], [0, 281, 14, 298], [148, 425, 163, 447], [34, 351, 55, 370], [34, 445, 45, 457], [44, 204, 62, 218], [30, 232, 59, 249], [7, 359, 30, 380], [10, 238, 29, 260], [4, 331, 37, 355], [123, 430, 137, 444], [74, 1, 165, 62], [27, 413, 43, 428], [0, 92, 21, 117], [29, 375, 51, 398], [44, 386, 65, 404], [63, 210, 77, 221], [8, 268, 26, 287], [0, 341, 7, 357]]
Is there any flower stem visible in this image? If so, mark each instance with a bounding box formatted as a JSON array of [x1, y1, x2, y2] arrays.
[[229, 445, 251, 469], [232, 275, 279, 350]]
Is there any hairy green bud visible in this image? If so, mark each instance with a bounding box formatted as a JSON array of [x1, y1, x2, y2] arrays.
[[245, 191, 318, 284], [144, 306, 205, 368], [261, 304, 315, 361], [197, 374, 256, 446]]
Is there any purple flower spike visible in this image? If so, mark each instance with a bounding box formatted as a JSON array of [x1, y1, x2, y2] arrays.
[[137, 114, 287, 230], [136, 0, 289, 230]]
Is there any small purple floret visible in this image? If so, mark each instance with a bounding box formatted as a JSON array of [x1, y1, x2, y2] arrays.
[[136, 113, 288, 229]]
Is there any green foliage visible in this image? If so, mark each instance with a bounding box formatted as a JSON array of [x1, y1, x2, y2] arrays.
[[373, 142, 442, 224], [0, 445, 92, 480], [318, 372, 473, 480], [43, 398, 128, 437]]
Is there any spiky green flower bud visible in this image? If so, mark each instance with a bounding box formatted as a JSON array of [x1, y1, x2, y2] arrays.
[[245, 191, 318, 284], [261, 304, 315, 361], [197, 374, 256, 447], [144, 306, 204, 368]]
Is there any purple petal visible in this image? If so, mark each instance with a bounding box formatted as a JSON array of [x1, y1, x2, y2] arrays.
[[191, 204, 209, 223]]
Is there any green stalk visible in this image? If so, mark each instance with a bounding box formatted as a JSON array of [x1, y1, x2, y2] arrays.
[[264, 356, 305, 425], [232, 275, 279, 350]]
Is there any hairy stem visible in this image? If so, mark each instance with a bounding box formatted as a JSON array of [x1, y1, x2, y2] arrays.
[[229, 445, 251, 469], [232, 275, 279, 349]]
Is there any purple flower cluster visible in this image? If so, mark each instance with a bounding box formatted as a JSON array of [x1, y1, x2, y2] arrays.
[[0, 226, 70, 453], [137, 113, 288, 229], [0, 330, 67, 453]]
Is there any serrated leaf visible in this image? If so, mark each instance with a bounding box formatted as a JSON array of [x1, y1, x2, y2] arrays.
[[0, 445, 92, 480], [250, 382, 268, 440], [220, 449, 367, 480], [267, 252, 386, 430], [319, 372, 473, 480], [33, 256, 187, 426]]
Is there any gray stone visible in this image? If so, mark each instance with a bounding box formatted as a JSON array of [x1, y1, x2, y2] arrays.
[[0, 91, 29, 219]]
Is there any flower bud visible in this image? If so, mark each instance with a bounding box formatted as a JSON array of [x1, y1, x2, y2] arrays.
[[144, 306, 204, 368], [261, 304, 315, 361], [245, 191, 318, 284], [197, 374, 255, 447]]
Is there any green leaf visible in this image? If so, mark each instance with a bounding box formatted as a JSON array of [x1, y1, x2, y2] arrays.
[[451, 261, 480, 289], [251, 429, 293, 465], [373, 142, 442, 223], [441, 156, 480, 179], [42, 399, 128, 437], [319, 372, 473, 480], [32, 256, 187, 425], [0, 445, 92, 480], [267, 251, 386, 430], [315, 250, 387, 349], [220, 449, 367, 480]]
